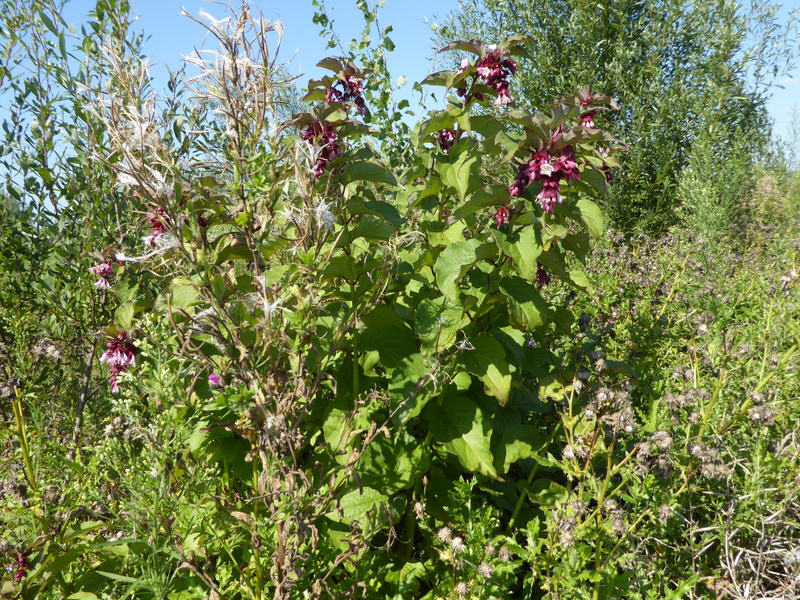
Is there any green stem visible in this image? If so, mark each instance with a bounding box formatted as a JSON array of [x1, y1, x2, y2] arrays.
[[251, 458, 264, 600], [508, 461, 539, 531], [12, 389, 38, 494]]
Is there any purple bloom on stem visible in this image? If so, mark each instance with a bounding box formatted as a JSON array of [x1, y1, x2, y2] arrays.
[[90, 260, 114, 289], [437, 129, 457, 153], [537, 178, 562, 213], [493, 205, 510, 228], [208, 372, 223, 388], [536, 263, 551, 288], [100, 332, 137, 394]]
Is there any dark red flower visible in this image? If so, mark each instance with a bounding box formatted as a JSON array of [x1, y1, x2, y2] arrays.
[[493, 205, 510, 228]]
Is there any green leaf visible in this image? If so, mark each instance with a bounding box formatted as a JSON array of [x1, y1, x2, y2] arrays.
[[497, 425, 549, 472], [361, 306, 417, 368], [358, 433, 430, 493], [568, 269, 591, 291], [114, 302, 134, 330], [527, 479, 568, 508], [462, 335, 511, 406], [576, 198, 605, 238], [499, 276, 552, 330], [427, 395, 497, 477], [434, 239, 481, 299], [437, 153, 480, 202], [389, 353, 434, 424], [414, 296, 468, 353], [342, 160, 397, 185], [67, 594, 100, 600], [62, 520, 104, 543], [171, 283, 199, 309], [338, 487, 388, 523], [493, 226, 543, 281]]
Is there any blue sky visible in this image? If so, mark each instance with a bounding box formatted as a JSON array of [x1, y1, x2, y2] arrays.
[[59, 0, 800, 141]]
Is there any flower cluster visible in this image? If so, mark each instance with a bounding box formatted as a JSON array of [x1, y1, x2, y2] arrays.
[[492, 205, 510, 228], [324, 74, 367, 115], [144, 208, 168, 248], [437, 128, 456, 153], [99, 332, 137, 394], [474, 48, 517, 106], [9, 552, 29, 584], [301, 122, 340, 178], [536, 263, 551, 288], [508, 146, 581, 213], [89, 260, 114, 289]]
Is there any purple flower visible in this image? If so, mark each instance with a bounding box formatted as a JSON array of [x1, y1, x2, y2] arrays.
[[437, 129, 457, 153], [208, 372, 223, 388], [536, 263, 551, 288], [493, 205, 510, 228], [144, 208, 168, 248], [100, 332, 137, 394], [89, 260, 114, 289], [537, 178, 562, 213]]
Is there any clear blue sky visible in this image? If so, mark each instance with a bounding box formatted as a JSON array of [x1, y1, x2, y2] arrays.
[[57, 0, 800, 142]]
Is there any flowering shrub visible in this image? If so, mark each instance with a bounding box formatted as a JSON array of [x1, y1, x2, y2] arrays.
[[9, 4, 798, 600]]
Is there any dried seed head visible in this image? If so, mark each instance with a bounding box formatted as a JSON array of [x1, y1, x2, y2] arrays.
[[477, 561, 493, 578], [651, 430, 673, 451], [455, 581, 469, 597], [498, 545, 511, 562], [451, 536, 466, 554], [658, 504, 673, 523], [437, 526, 452, 543]]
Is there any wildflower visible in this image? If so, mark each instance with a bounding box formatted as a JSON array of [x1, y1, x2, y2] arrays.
[[562, 444, 576, 460], [492, 205, 510, 228], [498, 545, 511, 562], [474, 48, 517, 106], [437, 128, 456, 153], [651, 430, 673, 451], [580, 111, 597, 128], [89, 260, 114, 289], [537, 177, 562, 213], [208, 373, 223, 388], [658, 504, 673, 523], [144, 208, 168, 248], [99, 332, 137, 394], [301, 122, 340, 178], [325, 73, 367, 115], [454, 581, 469, 597], [11, 552, 29, 584], [535, 263, 551, 288]]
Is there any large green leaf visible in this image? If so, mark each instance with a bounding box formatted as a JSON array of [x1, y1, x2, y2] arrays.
[[414, 296, 468, 353], [434, 239, 481, 299], [499, 276, 552, 330], [461, 335, 511, 406], [427, 395, 497, 477], [493, 226, 543, 281], [342, 160, 397, 185], [496, 425, 549, 473], [389, 352, 434, 424], [361, 306, 417, 368], [358, 433, 430, 493], [437, 153, 480, 202], [576, 197, 605, 238]]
